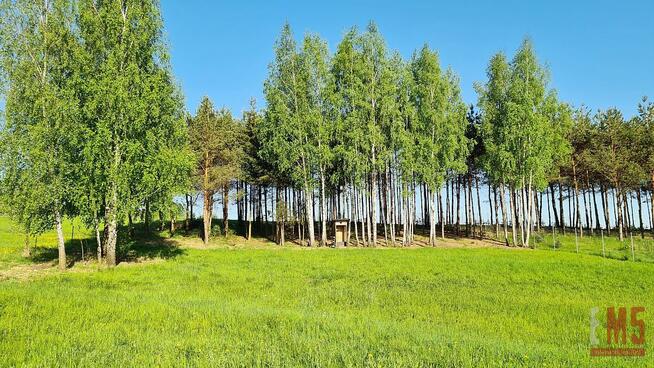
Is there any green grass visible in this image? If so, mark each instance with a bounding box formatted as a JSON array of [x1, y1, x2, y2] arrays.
[[0, 217, 652, 367], [534, 229, 654, 263]]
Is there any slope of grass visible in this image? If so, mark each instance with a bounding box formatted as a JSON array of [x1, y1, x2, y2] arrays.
[[535, 229, 654, 263], [0, 218, 652, 367]]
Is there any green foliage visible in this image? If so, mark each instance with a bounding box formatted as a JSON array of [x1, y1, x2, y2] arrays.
[[477, 39, 571, 191], [188, 97, 244, 193], [591, 109, 643, 189], [78, 0, 191, 219], [0, 0, 82, 238], [411, 46, 468, 190]]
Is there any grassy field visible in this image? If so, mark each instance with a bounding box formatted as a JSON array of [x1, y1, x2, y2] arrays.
[[0, 217, 652, 367]]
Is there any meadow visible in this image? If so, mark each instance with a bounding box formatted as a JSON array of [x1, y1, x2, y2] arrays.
[[0, 216, 652, 367]]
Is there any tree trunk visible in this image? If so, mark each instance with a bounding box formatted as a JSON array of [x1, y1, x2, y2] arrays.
[[591, 183, 601, 231], [55, 208, 66, 270], [320, 167, 327, 246], [549, 184, 559, 228], [558, 181, 565, 235], [509, 186, 518, 246], [223, 184, 229, 236], [429, 188, 436, 246], [203, 190, 213, 245], [475, 176, 482, 239], [95, 219, 102, 263], [572, 160, 583, 237], [185, 194, 191, 230], [440, 189, 445, 240], [353, 185, 360, 246], [371, 152, 378, 246], [637, 188, 644, 238], [616, 185, 624, 241], [23, 234, 31, 258], [170, 211, 176, 236], [388, 168, 396, 245], [601, 184, 610, 234], [105, 203, 118, 266], [493, 185, 500, 239], [456, 176, 461, 236], [366, 181, 372, 246], [499, 184, 509, 246], [304, 179, 315, 246]]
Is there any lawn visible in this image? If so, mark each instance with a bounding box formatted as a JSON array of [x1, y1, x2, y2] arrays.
[[0, 217, 652, 367]]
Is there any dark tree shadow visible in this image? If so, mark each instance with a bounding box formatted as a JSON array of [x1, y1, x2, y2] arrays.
[[28, 224, 186, 267]]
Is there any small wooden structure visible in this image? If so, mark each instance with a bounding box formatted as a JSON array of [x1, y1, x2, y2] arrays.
[[333, 219, 349, 247]]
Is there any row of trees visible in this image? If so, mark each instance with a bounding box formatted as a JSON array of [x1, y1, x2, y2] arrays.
[[0, 0, 191, 267], [189, 22, 653, 249], [2, 8, 653, 270]]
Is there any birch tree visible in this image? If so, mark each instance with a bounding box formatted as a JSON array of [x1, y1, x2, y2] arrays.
[[78, 0, 190, 265], [411, 45, 467, 245], [261, 23, 317, 246], [0, 0, 82, 269]]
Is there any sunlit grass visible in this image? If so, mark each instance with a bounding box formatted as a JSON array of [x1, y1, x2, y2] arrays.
[[0, 217, 652, 367]]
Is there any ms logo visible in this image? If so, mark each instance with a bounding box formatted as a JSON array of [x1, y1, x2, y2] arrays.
[[590, 306, 646, 357]]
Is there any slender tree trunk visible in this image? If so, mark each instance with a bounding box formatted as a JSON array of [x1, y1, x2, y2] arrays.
[[23, 233, 31, 258], [427, 188, 435, 246], [488, 183, 495, 233], [475, 176, 482, 239], [185, 194, 191, 230], [446, 179, 450, 226], [170, 211, 176, 236], [319, 167, 327, 246], [559, 181, 565, 235], [366, 180, 372, 246], [203, 190, 213, 245], [223, 184, 229, 236], [549, 184, 559, 228], [388, 168, 396, 245], [353, 185, 360, 246], [439, 189, 445, 239], [499, 183, 509, 246], [572, 160, 582, 237], [637, 188, 644, 238], [105, 201, 118, 266], [616, 185, 624, 241], [304, 179, 315, 247], [493, 185, 500, 239], [510, 186, 518, 246], [456, 176, 461, 236], [546, 185, 552, 228], [567, 186, 573, 234], [54, 208, 66, 270], [380, 173, 388, 246], [591, 183, 600, 231], [601, 184, 610, 234]]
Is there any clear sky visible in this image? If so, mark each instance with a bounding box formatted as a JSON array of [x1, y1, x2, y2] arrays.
[[160, 0, 653, 119]]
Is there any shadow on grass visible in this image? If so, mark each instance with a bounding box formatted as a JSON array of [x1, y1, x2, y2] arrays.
[[29, 224, 186, 267]]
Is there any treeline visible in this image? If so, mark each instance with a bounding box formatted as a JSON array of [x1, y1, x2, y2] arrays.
[[1, 4, 653, 269], [209, 22, 652, 249]]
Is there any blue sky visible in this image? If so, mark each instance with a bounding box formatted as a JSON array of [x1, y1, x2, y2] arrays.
[[161, 0, 653, 119]]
